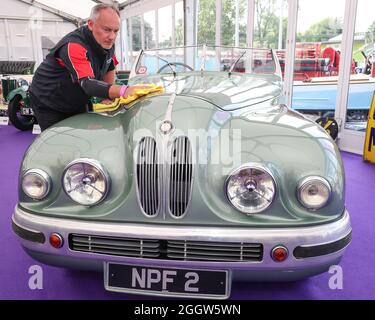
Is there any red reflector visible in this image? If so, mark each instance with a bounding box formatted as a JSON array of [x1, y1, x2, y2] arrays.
[[271, 246, 288, 262], [49, 233, 63, 248]]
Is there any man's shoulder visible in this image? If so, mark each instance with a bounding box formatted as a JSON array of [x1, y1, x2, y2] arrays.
[[57, 27, 88, 48], [58, 42, 90, 59]]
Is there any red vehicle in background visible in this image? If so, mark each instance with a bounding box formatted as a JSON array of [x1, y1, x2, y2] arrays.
[[276, 42, 357, 81]]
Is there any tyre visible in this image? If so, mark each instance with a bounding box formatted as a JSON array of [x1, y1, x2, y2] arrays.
[[8, 95, 35, 131], [316, 116, 339, 140], [322, 110, 335, 118]]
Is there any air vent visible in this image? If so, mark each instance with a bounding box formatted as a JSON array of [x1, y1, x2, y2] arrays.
[[167, 240, 263, 262], [70, 234, 160, 258], [69, 234, 263, 262]]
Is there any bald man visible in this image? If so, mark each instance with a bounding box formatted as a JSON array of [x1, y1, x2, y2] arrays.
[[30, 4, 143, 131]]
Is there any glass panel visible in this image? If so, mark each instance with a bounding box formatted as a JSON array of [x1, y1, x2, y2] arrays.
[[221, 0, 248, 47], [197, 0, 216, 45], [253, 0, 288, 50], [134, 46, 276, 75], [158, 5, 172, 48], [122, 18, 132, 70], [345, 0, 375, 131], [144, 11, 156, 49], [175, 1, 184, 46], [130, 16, 141, 66], [131, 16, 141, 52], [131, 46, 279, 109], [238, 0, 248, 47], [291, 0, 345, 119], [221, 0, 236, 46]]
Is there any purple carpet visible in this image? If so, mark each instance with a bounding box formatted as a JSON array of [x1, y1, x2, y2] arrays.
[[0, 124, 374, 300]]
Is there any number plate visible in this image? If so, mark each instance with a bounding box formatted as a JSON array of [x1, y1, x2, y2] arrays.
[[104, 262, 230, 299], [20, 107, 34, 115]]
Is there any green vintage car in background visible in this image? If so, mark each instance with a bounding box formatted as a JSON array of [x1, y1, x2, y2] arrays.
[[0, 61, 36, 130], [12, 46, 351, 299]]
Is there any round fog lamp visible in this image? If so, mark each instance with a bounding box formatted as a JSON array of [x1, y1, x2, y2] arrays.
[[297, 176, 331, 210], [22, 169, 51, 200]]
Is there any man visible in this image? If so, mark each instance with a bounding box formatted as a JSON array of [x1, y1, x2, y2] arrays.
[[30, 4, 144, 131]]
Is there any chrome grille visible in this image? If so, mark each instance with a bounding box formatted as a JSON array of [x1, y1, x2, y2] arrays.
[[169, 136, 193, 217], [70, 234, 160, 258], [167, 240, 263, 262], [70, 234, 263, 262], [136, 137, 159, 216]]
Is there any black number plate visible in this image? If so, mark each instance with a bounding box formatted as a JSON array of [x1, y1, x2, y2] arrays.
[[104, 263, 230, 298]]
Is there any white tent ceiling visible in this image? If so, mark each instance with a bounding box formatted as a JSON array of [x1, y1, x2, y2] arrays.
[[35, 0, 130, 19]]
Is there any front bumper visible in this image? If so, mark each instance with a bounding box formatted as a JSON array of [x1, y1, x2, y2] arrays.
[[13, 205, 351, 282]]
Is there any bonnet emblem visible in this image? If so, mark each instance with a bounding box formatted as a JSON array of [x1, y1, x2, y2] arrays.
[[159, 120, 174, 135], [160, 93, 177, 135]]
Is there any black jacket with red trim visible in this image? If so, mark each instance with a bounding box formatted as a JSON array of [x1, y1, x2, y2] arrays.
[[30, 26, 118, 113]]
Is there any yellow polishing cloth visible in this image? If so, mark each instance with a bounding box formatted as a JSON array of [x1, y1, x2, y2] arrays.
[[92, 84, 164, 112]]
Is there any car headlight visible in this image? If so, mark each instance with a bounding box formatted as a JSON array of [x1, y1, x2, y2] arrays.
[[297, 176, 331, 210], [22, 169, 51, 200], [62, 159, 110, 206], [225, 164, 276, 214]]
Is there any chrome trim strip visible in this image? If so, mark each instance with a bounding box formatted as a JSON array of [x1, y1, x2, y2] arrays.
[[164, 93, 176, 123], [13, 206, 351, 270], [159, 94, 176, 135]]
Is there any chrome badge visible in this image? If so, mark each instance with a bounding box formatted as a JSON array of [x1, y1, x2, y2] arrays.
[[159, 120, 174, 135]]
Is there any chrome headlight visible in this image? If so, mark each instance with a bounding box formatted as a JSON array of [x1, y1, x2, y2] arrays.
[[226, 164, 276, 214], [297, 176, 331, 210], [63, 159, 110, 206], [22, 169, 51, 200]]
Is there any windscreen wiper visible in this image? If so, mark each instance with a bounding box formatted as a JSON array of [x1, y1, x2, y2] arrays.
[[228, 50, 247, 77], [156, 55, 177, 77]]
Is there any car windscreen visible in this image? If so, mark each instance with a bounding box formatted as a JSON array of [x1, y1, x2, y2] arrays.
[[133, 46, 277, 77]]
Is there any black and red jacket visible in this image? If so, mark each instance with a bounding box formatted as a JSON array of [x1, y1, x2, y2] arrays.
[[30, 25, 118, 113]]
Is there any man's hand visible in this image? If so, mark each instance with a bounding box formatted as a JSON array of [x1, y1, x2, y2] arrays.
[[122, 85, 153, 98], [99, 99, 114, 105], [109, 84, 156, 99]]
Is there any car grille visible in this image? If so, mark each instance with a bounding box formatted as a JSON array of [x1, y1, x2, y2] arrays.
[[136, 137, 159, 216], [135, 136, 193, 218], [70, 234, 263, 262], [169, 136, 193, 217], [166, 240, 263, 262], [70, 234, 160, 258]]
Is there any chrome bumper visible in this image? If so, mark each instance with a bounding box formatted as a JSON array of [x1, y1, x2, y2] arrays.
[[12, 205, 351, 279]]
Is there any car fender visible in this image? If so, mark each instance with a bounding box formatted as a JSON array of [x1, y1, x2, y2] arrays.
[[7, 87, 28, 102]]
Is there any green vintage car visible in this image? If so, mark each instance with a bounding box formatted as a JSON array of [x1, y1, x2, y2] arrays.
[[1, 77, 36, 130], [12, 46, 351, 299]]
